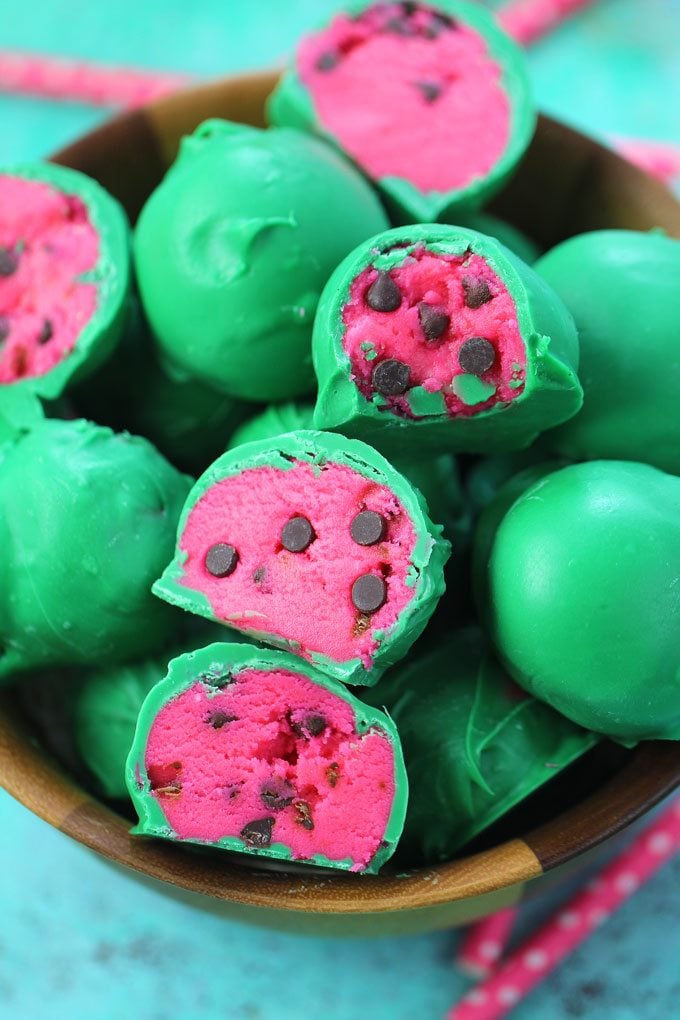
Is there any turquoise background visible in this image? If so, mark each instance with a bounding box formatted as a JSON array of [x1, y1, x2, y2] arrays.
[[1, 1, 679, 1017]]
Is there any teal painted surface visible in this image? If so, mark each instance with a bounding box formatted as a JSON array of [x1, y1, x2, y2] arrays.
[[0, 2, 678, 1017]]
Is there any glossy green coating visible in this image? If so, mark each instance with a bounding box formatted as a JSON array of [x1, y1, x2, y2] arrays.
[[267, 0, 536, 222], [74, 301, 251, 475], [133, 119, 389, 402], [74, 656, 164, 799], [465, 450, 563, 519], [229, 402, 466, 545], [475, 460, 680, 743], [536, 230, 680, 474], [126, 642, 408, 874], [0, 162, 130, 405], [312, 224, 583, 454], [0, 418, 191, 684], [153, 429, 450, 686], [364, 629, 597, 864]]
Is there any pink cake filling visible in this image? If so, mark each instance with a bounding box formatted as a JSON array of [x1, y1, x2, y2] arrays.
[[343, 247, 526, 417], [144, 668, 396, 869], [298, 2, 511, 193], [0, 175, 99, 383], [178, 460, 417, 666]]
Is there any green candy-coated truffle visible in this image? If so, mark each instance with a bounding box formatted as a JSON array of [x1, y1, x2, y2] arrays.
[[536, 230, 680, 474], [154, 430, 450, 686], [364, 629, 597, 863], [268, 0, 536, 222], [0, 162, 130, 405], [474, 460, 680, 743], [134, 119, 389, 402], [0, 418, 191, 683], [312, 224, 582, 454], [126, 642, 408, 874], [229, 402, 465, 545]]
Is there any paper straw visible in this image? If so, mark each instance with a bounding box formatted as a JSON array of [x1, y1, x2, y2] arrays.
[[456, 908, 519, 978], [0, 49, 188, 108], [611, 136, 680, 184], [498, 0, 596, 46], [447, 796, 680, 1020]]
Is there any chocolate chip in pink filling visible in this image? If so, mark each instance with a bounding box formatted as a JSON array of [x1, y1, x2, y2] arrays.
[[177, 459, 418, 667], [144, 667, 396, 869], [0, 175, 98, 384], [343, 246, 526, 418], [298, 2, 510, 192]]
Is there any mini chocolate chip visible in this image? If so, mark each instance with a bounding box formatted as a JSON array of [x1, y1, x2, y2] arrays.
[[0, 247, 18, 277], [205, 543, 239, 577], [352, 574, 387, 614], [0, 316, 9, 343], [325, 763, 340, 788], [462, 275, 493, 309], [372, 359, 411, 396], [260, 778, 295, 812], [385, 16, 417, 35], [316, 51, 339, 71], [208, 710, 237, 729], [292, 713, 327, 738], [281, 515, 315, 553], [414, 80, 442, 103], [432, 11, 457, 29], [240, 817, 274, 848], [350, 510, 387, 546], [458, 337, 496, 375], [294, 800, 314, 831], [418, 302, 450, 341], [37, 319, 53, 345], [366, 271, 401, 312], [253, 566, 267, 584]]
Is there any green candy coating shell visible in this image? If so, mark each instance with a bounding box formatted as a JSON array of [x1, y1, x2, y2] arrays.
[[475, 460, 680, 743], [154, 429, 450, 686], [312, 224, 583, 454], [536, 230, 680, 474], [268, 0, 536, 222], [0, 418, 191, 683], [134, 119, 389, 402], [126, 642, 408, 874], [0, 162, 131, 405], [364, 629, 597, 863]]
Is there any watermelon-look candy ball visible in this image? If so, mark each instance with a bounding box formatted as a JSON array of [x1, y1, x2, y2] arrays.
[[133, 119, 390, 403], [126, 642, 408, 874], [229, 402, 466, 545], [474, 460, 680, 744], [364, 629, 597, 864], [268, 1, 535, 221], [0, 418, 191, 683], [312, 224, 582, 454], [0, 163, 130, 404], [153, 430, 450, 686], [535, 230, 680, 474]]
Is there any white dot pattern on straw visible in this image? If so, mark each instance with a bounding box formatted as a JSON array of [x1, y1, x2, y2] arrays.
[[524, 949, 549, 970], [648, 832, 672, 855], [497, 987, 520, 1006], [558, 910, 580, 928], [465, 989, 487, 1006], [479, 940, 501, 961], [615, 873, 639, 894], [588, 908, 608, 927]]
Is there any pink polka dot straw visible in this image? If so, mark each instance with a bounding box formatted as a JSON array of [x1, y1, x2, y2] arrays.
[[447, 796, 680, 1020], [498, 0, 596, 45], [456, 908, 518, 979]]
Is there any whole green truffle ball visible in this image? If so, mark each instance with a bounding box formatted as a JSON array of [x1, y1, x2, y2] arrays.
[[475, 460, 680, 743], [0, 418, 191, 683], [536, 230, 680, 474], [134, 119, 390, 402]]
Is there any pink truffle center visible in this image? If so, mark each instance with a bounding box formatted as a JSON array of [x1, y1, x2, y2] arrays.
[[343, 247, 525, 418], [0, 175, 99, 384], [178, 459, 418, 668], [298, 2, 511, 193], [144, 668, 396, 869]]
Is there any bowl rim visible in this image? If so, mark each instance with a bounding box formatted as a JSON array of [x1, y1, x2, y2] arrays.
[[1, 71, 679, 915]]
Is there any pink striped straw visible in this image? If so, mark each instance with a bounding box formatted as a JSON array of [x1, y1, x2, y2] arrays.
[[498, 0, 597, 46], [456, 908, 518, 978], [447, 796, 680, 1020], [0, 49, 189, 108]]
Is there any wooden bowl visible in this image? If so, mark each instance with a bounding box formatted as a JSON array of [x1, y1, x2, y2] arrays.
[[1, 72, 679, 936]]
